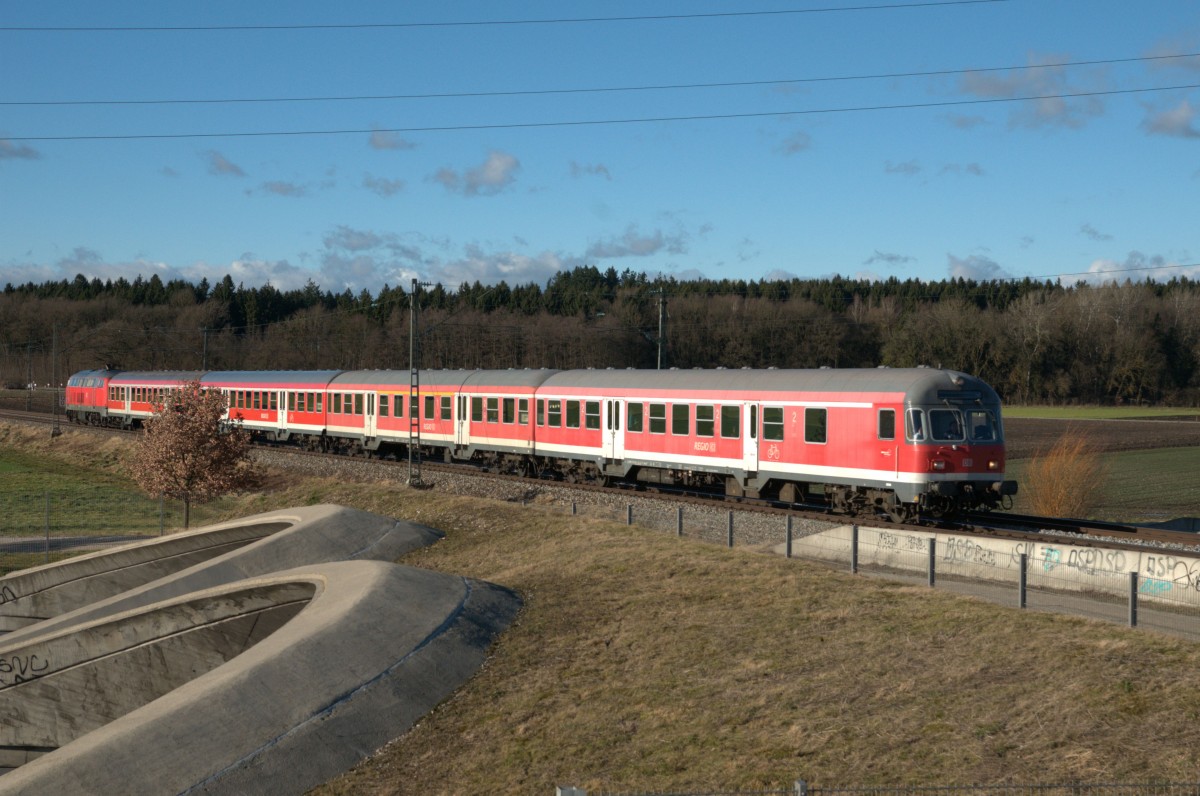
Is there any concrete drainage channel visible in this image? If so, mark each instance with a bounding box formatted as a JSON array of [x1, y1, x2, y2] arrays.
[[0, 504, 520, 795]]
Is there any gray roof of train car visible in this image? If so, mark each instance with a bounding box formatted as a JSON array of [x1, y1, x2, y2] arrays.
[[110, 371, 206, 383], [539, 367, 1000, 405], [201, 371, 341, 386], [332, 369, 559, 389]]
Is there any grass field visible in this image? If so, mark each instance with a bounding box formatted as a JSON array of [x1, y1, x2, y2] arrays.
[[6, 423, 1200, 791], [1007, 445, 1200, 522]]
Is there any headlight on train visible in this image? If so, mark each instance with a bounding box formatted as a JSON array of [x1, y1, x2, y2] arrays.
[[931, 460, 946, 471], [987, 460, 1001, 471]]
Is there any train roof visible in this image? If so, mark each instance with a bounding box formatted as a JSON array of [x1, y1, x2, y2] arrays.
[[109, 371, 206, 384], [332, 369, 560, 389], [540, 367, 1001, 405], [202, 371, 341, 387]]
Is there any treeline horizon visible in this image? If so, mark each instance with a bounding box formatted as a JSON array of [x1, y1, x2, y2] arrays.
[[4, 265, 1200, 407]]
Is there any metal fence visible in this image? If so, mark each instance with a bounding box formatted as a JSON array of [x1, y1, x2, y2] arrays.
[[0, 491, 226, 574], [565, 781, 1200, 795], [541, 498, 1200, 641]]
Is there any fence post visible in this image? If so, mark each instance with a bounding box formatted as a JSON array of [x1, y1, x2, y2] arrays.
[[727, 511, 734, 548], [159, 495, 165, 536], [794, 780, 808, 796], [1019, 553, 1028, 609], [676, 506, 683, 537], [850, 524, 859, 574], [1128, 571, 1139, 628], [927, 537, 936, 587], [626, 505, 633, 526], [785, 515, 793, 559], [556, 787, 586, 796], [571, 501, 577, 516], [44, 491, 51, 563]]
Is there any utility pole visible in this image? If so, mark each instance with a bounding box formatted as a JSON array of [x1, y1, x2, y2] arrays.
[[407, 278, 423, 487], [51, 325, 61, 436], [655, 289, 667, 369], [26, 341, 32, 411], [201, 327, 208, 370]]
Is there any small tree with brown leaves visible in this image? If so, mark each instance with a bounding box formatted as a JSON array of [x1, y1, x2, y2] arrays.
[[1023, 431, 1109, 519], [129, 380, 258, 529]]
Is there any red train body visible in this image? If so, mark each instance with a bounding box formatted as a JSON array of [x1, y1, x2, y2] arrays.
[[65, 366, 1017, 520]]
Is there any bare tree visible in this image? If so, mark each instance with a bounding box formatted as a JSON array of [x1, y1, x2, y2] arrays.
[[129, 380, 258, 528]]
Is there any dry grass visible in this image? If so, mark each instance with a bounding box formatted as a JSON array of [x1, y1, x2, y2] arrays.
[[6, 425, 1200, 791], [1022, 430, 1110, 519]]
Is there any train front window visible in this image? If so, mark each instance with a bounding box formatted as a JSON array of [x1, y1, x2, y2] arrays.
[[966, 409, 999, 442], [928, 409, 964, 442]]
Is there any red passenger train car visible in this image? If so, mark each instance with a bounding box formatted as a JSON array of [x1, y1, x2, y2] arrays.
[[65, 365, 1017, 521]]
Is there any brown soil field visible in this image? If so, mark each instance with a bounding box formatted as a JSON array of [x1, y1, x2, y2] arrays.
[[1005, 417, 1200, 460]]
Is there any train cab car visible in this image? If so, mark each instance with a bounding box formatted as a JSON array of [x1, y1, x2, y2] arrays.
[[65, 368, 121, 425], [202, 371, 339, 445], [106, 371, 205, 426]]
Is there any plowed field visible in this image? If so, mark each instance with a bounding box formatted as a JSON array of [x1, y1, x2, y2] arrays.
[[1005, 417, 1200, 460]]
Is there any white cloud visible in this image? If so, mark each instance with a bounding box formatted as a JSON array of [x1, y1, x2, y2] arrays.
[[570, 161, 612, 180], [368, 131, 416, 151], [1142, 99, 1200, 139], [959, 52, 1106, 129], [584, 225, 687, 259], [261, 181, 307, 197], [0, 139, 40, 160], [204, 151, 246, 177], [864, 250, 915, 266], [1080, 223, 1113, 242], [1064, 251, 1199, 285], [432, 150, 520, 197], [885, 160, 921, 176], [947, 253, 1012, 280], [362, 174, 405, 196], [778, 131, 812, 155]]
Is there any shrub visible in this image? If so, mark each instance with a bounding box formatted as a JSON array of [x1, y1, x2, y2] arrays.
[[1023, 430, 1108, 518]]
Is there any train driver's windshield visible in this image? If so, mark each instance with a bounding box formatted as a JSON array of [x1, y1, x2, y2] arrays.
[[965, 409, 1000, 442], [928, 409, 963, 441]]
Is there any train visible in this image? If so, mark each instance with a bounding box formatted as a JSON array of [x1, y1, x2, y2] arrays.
[[64, 365, 1018, 521]]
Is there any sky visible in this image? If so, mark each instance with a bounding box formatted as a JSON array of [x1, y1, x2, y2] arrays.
[[2, 0, 1199, 296]]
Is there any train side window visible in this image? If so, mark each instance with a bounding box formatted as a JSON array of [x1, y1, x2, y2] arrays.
[[379, 395, 389, 417], [487, 397, 499, 423], [441, 396, 451, 420], [270, 393, 278, 410], [424, 395, 434, 420], [288, 392, 296, 411], [763, 407, 784, 441], [804, 407, 827, 444], [354, 394, 364, 415], [966, 409, 997, 442], [878, 409, 895, 441], [750, 406, 758, 439], [410, 396, 418, 417], [649, 403, 666, 434], [315, 393, 323, 413], [548, 399, 561, 427], [518, 398, 529, 424], [503, 398, 515, 423], [672, 405, 689, 435], [627, 402, 643, 432], [472, 397, 483, 422], [566, 400, 580, 429], [297, 392, 305, 412], [333, 394, 342, 414], [906, 409, 926, 442], [721, 406, 740, 438], [537, 399, 545, 426], [696, 405, 714, 437], [585, 401, 600, 430]]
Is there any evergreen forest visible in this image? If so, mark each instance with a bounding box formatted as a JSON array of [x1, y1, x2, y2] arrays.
[[3, 266, 1198, 406]]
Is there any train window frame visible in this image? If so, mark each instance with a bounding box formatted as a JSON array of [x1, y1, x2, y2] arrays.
[[472, 396, 483, 422], [379, 395, 389, 417], [585, 401, 600, 430], [441, 396, 451, 420], [333, 393, 342, 414], [721, 405, 740, 439], [354, 394, 364, 415], [672, 404, 689, 436], [805, 407, 827, 444], [627, 402, 643, 432], [696, 405, 714, 437], [566, 400, 581, 429], [503, 397, 515, 424], [254, 392, 262, 410], [649, 403, 666, 434], [518, 398, 529, 424], [928, 409, 963, 442], [877, 408, 895, 441], [270, 393, 278, 411], [548, 399, 562, 427], [391, 393, 400, 417], [289, 392, 297, 411], [425, 395, 435, 420], [763, 406, 784, 441], [965, 409, 998, 442], [537, 399, 545, 426], [486, 397, 499, 423], [314, 393, 322, 413]]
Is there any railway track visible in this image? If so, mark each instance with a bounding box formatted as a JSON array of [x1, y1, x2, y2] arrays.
[[5, 407, 1199, 553]]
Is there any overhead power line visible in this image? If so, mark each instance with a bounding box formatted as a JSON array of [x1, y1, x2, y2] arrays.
[[9, 82, 1200, 143], [5, 51, 1197, 108], [0, 1, 1008, 32]]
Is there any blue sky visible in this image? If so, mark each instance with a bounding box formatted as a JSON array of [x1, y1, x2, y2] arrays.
[[2, 0, 1199, 295]]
